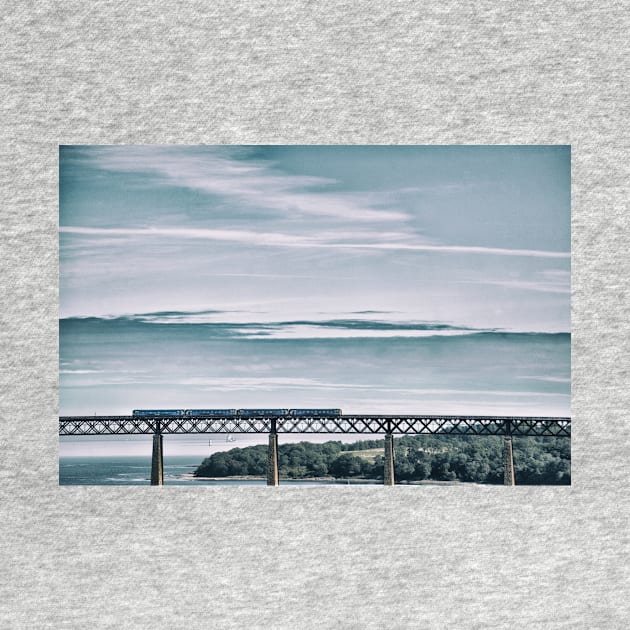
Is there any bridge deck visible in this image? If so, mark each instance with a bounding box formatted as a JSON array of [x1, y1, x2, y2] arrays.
[[59, 415, 571, 437]]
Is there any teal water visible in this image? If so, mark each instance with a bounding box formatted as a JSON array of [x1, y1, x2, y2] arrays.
[[59, 456, 196, 485], [59, 456, 377, 486]]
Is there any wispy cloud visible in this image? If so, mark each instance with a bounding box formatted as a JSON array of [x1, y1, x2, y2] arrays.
[[331, 243, 569, 259], [60, 226, 569, 259], [185, 377, 321, 391], [461, 280, 570, 293], [517, 376, 571, 383], [59, 369, 104, 374], [61, 225, 324, 247], [91, 146, 408, 222], [460, 269, 571, 293], [231, 325, 480, 340]]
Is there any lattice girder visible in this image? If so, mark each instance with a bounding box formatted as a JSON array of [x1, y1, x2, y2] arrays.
[[59, 414, 570, 437]]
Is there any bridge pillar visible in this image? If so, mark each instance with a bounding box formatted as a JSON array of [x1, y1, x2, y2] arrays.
[[151, 430, 164, 486], [267, 422, 279, 486], [503, 435, 515, 486], [384, 433, 395, 486]]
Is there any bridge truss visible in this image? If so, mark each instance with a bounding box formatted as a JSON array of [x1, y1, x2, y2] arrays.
[[59, 414, 571, 437]]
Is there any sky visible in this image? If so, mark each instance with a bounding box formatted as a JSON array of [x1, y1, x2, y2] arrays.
[[60, 145, 570, 331], [59, 145, 570, 457]]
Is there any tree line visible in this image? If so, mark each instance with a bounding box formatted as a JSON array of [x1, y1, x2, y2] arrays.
[[194, 434, 570, 484]]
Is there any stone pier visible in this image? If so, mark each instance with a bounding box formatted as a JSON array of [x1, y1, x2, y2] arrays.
[[151, 431, 164, 486], [383, 433, 395, 486], [267, 426, 279, 486], [503, 435, 515, 486]]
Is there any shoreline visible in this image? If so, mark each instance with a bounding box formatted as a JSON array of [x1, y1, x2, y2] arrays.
[[182, 473, 461, 485], [183, 473, 356, 482]]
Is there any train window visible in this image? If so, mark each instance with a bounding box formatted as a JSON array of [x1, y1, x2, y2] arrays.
[[185, 409, 238, 417], [237, 409, 290, 416], [289, 409, 342, 417], [132, 410, 185, 417]]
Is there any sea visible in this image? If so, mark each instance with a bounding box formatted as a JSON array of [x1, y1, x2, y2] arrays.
[[58, 456, 379, 486]]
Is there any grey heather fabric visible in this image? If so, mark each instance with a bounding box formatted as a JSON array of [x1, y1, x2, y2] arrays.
[[1, 2, 628, 628]]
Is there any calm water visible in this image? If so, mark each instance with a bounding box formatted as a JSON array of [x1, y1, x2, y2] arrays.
[[59, 456, 377, 486]]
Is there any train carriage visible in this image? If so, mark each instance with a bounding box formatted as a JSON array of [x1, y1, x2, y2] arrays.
[[184, 409, 238, 417], [289, 409, 342, 417], [237, 409, 290, 417], [132, 409, 185, 417], [132, 408, 343, 418]]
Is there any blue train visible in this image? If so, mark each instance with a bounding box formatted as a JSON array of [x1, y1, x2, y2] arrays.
[[132, 408, 342, 418]]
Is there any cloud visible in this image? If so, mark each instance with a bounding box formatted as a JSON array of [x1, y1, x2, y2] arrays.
[[540, 270, 570, 279], [91, 146, 408, 222], [59, 370, 104, 374], [61, 225, 321, 247], [517, 376, 571, 383], [462, 280, 570, 293], [230, 325, 480, 340], [331, 243, 569, 259], [185, 377, 321, 391], [60, 226, 569, 259], [460, 270, 571, 293]]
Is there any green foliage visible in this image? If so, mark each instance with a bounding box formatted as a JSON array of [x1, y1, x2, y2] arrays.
[[329, 453, 364, 478], [193, 435, 570, 485]]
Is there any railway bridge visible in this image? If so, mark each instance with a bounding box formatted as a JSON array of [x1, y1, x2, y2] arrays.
[[59, 413, 570, 486]]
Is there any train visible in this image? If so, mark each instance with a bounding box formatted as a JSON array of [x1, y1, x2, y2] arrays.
[[132, 408, 342, 418]]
